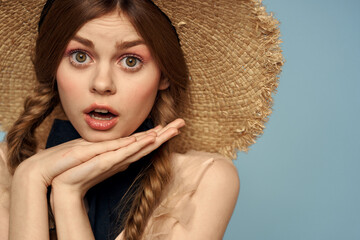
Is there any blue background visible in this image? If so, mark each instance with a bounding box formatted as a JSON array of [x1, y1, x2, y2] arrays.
[[1, 0, 359, 239], [225, 0, 360, 239]]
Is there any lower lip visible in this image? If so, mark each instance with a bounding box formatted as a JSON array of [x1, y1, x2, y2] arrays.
[[84, 113, 118, 131]]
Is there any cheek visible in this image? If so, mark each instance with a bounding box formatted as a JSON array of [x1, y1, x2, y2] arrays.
[[56, 62, 85, 101], [127, 70, 161, 105], [139, 81, 158, 99], [124, 84, 158, 113]]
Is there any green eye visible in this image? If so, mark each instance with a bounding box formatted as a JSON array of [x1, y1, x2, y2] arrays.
[[125, 57, 137, 67]]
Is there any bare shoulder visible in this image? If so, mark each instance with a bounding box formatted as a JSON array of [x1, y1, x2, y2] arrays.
[[0, 141, 11, 183], [170, 151, 240, 240], [0, 141, 11, 201], [184, 151, 240, 205], [0, 142, 7, 161], [172, 150, 239, 193], [200, 154, 239, 200], [0, 141, 11, 239]]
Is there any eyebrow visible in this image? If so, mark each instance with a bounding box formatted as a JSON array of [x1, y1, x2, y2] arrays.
[[72, 36, 94, 48], [116, 39, 146, 50], [72, 35, 145, 50]]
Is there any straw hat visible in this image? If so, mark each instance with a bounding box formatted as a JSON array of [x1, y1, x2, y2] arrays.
[[0, 0, 283, 159]]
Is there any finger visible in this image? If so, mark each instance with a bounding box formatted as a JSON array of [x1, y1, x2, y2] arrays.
[[76, 134, 157, 180], [112, 122, 180, 166], [90, 136, 137, 152], [157, 118, 185, 136], [133, 130, 157, 140], [124, 127, 180, 165], [49, 137, 137, 176], [95, 126, 179, 175], [153, 125, 163, 131], [45, 121, 182, 184], [135, 131, 157, 142], [76, 125, 175, 178], [52, 128, 177, 191], [131, 125, 163, 138]]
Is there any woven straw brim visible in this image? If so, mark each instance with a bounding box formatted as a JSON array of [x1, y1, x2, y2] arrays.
[[0, 0, 283, 159]]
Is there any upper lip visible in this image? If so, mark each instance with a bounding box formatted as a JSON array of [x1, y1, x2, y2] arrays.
[[83, 103, 119, 116]]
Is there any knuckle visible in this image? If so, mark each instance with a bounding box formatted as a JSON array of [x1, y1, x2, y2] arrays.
[[169, 127, 179, 134], [95, 157, 107, 171], [66, 145, 87, 163], [113, 159, 130, 172], [95, 155, 112, 172]]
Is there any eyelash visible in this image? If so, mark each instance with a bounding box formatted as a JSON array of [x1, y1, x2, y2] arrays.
[[119, 54, 144, 71], [67, 49, 93, 68], [66, 49, 143, 71]]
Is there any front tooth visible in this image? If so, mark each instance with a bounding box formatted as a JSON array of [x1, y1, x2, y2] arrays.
[[94, 109, 109, 113], [91, 115, 113, 120]]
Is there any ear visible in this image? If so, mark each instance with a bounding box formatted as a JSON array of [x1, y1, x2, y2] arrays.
[[158, 76, 170, 90]]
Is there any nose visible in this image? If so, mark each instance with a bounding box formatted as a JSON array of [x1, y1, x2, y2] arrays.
[[90, 65, 116, 95]]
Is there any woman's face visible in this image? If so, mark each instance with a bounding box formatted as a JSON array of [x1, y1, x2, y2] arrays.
[[56, 11, 168, 142]]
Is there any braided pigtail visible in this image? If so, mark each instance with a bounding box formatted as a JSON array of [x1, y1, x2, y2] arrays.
[[6, 84, 58, 173], [124, 145, 171, 239], [123, 88, 178, 240]]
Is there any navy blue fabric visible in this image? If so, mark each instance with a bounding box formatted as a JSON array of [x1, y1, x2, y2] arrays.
[[45, 119, 81, 148], [45, 119, 153, 239]]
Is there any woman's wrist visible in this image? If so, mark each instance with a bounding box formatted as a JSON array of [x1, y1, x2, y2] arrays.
[[51, 187, 94, 240], [12, 162, 48, 194], [13, 157, 52, 189], [50, 186, 83, 212], [9, 164, 50, 240]]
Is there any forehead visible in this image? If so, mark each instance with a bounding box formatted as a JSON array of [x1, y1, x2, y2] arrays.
[[76, 11, 142, 42]]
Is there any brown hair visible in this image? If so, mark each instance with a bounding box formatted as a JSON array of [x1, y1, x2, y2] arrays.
[[6, 0, 188, 239]]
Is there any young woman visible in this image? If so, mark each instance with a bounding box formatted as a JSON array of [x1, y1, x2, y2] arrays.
[[0, 0, 283, 239]]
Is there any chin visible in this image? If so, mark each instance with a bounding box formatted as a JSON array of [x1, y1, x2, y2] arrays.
[[72, 119, 144, 142], [79, 130, 125, 142]]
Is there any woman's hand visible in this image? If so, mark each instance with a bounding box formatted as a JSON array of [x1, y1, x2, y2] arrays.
[[9, 118, 184, 240], [48, 119, 184, 240], [13, 119, 182, 192], [50, 118, 185, 197]]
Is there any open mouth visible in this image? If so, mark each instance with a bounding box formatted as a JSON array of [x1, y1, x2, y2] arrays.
[[89, 109, 117, 120], [84, 104, 119, 131]]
